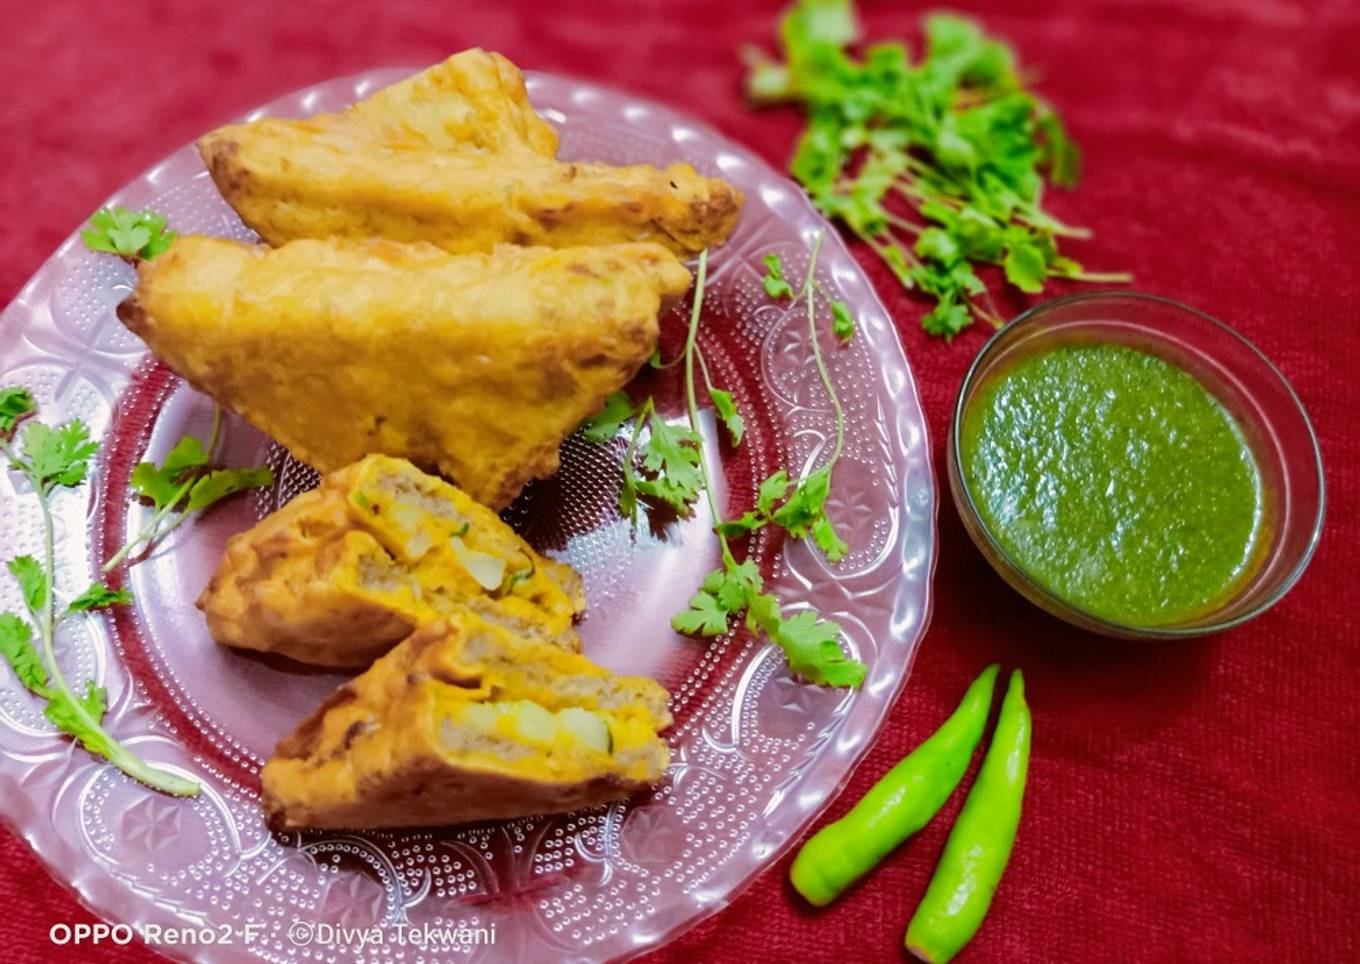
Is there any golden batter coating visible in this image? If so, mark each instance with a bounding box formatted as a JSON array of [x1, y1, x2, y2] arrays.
[[118, 234, 690, 509], [198, 455, 585, 668], [319, 48, 561, 156], [261, 618, 672, 830], [198, 48, 742, 255]]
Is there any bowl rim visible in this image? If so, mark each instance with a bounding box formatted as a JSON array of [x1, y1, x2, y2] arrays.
[[949, 289, 1327, 638]]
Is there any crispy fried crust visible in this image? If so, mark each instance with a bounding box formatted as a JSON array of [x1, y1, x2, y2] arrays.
[[119, 235, 690, 509], [261, 619, 672, 830], [197, 48, 742, 255], [198, 455, 586, 667]]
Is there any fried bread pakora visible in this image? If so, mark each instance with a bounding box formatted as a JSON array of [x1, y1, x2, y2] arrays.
[[198, 455, 585, 667], [261, 617, 672, 830], [118, 234, 690, 509], [198, 48, 742, 255], [325, 48, 560, 156]]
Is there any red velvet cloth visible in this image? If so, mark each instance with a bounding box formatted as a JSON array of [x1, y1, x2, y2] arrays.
[[2, 0, 1358, 960]]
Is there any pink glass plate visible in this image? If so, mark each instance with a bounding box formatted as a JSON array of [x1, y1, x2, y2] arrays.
[[0, 68, 935, 961]]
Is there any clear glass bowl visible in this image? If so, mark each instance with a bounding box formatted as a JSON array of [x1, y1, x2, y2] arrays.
[[948, 291, 1325, 639]]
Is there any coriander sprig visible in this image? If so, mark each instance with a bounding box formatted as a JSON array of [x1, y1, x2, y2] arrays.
[[744, 1, 1129, 338], [582, 248, 866, 687], [740, 242, 851, 562], [102, 405, 273, 572], [0, 387, 198, 796], [81, 206, 176, 261]]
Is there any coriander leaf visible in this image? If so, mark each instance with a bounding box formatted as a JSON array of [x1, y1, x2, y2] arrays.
[[79, 209, 121, 255], [921, 299, 971, 338], [880, 245, 914, 286], [185, 467, 274, 512], [916, 227, 961, 264], [7, 556, 46, 618], [671, 589, 732, 636], [0, 387, 36, 435], [830, 300, 856, 341], [1036, 106, 1081, 187], [581, 391, 636, 443], [789, 0, 859, 48], [0, 612, 45, 693], [1002, 239, 1047, 293], [21, 420, 99, 489], [773, 610, 866, 686], [81, 207, 176, 261], [715, 559, 762, 610], [953, 206, 1006, 261], [1050, 255, 1084, 276], [113, 224, 151, 256], [708, 388, 745, 446], [716, 512, 765, 538], [811, 515, 849, 562], [672, 559, 763, 636], [140, 221, 176, 260], [767, 466, 848, 562], [757, 470, 791, 514], [130, 435, 211, 511], [44, 681, 111, 756], [66, 583, 132, 614], [745, 590, 784, 637], [771, 466, 832, 537], [634, 416, 704, 515], [743, 49, 794, 102], [672, 555, 863, 687], [762, 254, 795, 299]]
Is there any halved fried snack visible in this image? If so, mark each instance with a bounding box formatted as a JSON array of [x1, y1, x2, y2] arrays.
[[261, 617, 672, 830], [199, 454, 584, 668], [198, 48, 742, 255], [118, 234, 689, 509]]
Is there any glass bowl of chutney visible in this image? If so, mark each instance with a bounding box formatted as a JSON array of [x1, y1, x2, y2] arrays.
[[948, 291, 1325, 638]]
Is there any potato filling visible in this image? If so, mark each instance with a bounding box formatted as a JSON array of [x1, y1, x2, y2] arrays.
[[445, 699, 613, 755]]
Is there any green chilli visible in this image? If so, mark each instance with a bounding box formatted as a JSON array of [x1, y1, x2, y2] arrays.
[[789, 664, 999, 906], [906, 669, 1032, 963]]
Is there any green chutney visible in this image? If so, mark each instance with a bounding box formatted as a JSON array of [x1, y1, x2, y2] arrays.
[[960, 341, 1263, 626]]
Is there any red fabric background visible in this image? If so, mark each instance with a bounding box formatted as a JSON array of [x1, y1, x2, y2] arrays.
[[3, 0, 1358, 960]]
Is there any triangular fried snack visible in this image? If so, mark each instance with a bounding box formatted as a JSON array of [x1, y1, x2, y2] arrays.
[[199, 454, 586, 667], [321, 48, 561, 156], [261, 617, 672, 830], [118, 235, 690, 509], [198, 48, 742, 255]]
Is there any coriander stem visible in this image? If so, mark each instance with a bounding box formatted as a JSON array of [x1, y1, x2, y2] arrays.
[[620, 397, 651, 524], [102, 479, 192, 573], [680, 250, 735, 567], [884, 212, 923, 235], [694, 345, 716, 396], [1060, 269, 1134, 283], [29, 466, 197, 796], [967, 295, 1005, 329], [144, 506, 192, 547], [1022, 215, 1092, 240], [36, 484, 64, 693], [206, 403, 223, 455], [102, 403, 224, 574], [800, 232, 845, 467], [855, 227, 923, 288]]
